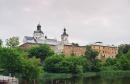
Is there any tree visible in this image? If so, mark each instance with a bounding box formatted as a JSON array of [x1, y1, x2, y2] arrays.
[[0, 47, 43, 83], [101, 58, 118, 71], [118, 44, 130, 55], [44, 55, 64, 73], [72, 43, 79, 46], [102, 49, 130, 71], [0, 39, 2, 47], [28, 44, 54, 62], [105, 58, 116, 66], [20, 57, 43, 80], [6, 37, 19, 48], [0, 48, 22, 76], [64, 56, 84, 74], [44, 55, 85, 74], [115, 55, 130, 70], [85, 45, 99, 62], [85, 45, 99, 72]]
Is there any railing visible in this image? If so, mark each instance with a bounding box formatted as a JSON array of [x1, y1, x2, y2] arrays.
[[0, 76, 18, 84]]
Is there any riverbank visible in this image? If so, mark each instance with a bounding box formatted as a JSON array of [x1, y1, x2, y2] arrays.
[[42, 71, 130, 80], [2, 71, 130, 84], [41, 71, 130, 84], [41, 72, 97, 81], [38, 71, 130, 84]]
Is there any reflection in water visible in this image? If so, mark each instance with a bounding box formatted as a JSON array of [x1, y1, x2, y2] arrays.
[[42, 76, 130, 84]]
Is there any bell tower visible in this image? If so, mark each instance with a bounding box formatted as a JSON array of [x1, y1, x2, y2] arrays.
[[37, 24, 41, 31], [33, 24, 45, 40], [61, 28, 69, 44]]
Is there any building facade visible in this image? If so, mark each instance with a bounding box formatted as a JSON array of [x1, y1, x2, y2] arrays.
[[63, 45, 86, 56], [91, 42, 118, 60]]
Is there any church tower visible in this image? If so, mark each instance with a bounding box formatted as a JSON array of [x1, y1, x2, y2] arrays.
[[61, 28, 69, 44], [33, 24, 45, 40]]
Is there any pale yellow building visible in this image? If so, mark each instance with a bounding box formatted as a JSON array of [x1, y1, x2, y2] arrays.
[[91, 42, 118, 60]]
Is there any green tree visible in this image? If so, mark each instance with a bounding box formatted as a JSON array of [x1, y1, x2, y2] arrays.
[[0, 39, 2, 47], [0, 48, 22, 76], [101, 58, 118, 71], [44, 55, 63, 73], [85, 45, 99, 62], [0, 47, 43, 80], [85, 45, 99, 72], [72, 43, 79, 46], [105, 58, 116, 66], [28, 44, 54, 62], [118, 44, 130, 55], [20, 57, 43, 80], [126, 50, 130, 59], [6, 37, 19, 48], [112, 48, 130, 70], [64, 57, 84, 74], [116, 55, 130, 70], [102, 49, 130, 71], [44, 55, 85, 74]]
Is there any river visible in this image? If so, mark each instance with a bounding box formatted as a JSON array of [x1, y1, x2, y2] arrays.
[[42, 75, 130, 84]]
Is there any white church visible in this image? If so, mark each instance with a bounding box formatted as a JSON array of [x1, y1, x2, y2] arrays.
[[23, 24, 71, 53]]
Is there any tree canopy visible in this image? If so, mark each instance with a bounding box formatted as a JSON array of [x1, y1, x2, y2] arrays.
[[84, 45, 100, 72], [6, 37, 19, 48], [44, 55, 86, 74], [28, 44, 54, 62], [0, 47, 42, 80], [118, 44, 130, 55]]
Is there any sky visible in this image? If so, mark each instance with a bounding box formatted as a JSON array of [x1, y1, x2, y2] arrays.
[[0, 0, 130, 46]]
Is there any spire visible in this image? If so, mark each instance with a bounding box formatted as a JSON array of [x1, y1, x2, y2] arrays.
[[34, 23, 44, 36], [62, 28, 68, 36], [45, 35, 47, 39], [37, 23, 41, 31], [61, 28, 69, 44], [64, 28, 66, 32]]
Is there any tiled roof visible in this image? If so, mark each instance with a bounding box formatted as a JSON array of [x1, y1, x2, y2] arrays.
[[24, 36, 34, 40], [91, 42, 117, 48], [24, 36, 61, 45]]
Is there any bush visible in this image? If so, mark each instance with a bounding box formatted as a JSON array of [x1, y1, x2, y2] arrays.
[[28, 44, 54, 62], [0, 47, 43, 80], [20, 57, 43, 80], [44, 55, 85, 74], [44, 55, 63, 73]]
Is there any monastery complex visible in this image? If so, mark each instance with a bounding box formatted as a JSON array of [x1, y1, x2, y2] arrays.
[[20, 24, 118, 60]]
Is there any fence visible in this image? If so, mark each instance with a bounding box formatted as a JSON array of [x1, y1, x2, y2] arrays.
[[0, 76, 18, 84]]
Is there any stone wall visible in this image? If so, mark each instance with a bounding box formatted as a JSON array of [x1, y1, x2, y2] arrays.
[[63, 45, 86, 56]]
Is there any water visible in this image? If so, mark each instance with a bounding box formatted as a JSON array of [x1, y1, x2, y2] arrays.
[[42, 76, 130, 84]]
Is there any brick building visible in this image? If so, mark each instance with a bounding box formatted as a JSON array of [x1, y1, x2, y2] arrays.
[[91, 42, 118, 60], [63, 45, 86, 56]]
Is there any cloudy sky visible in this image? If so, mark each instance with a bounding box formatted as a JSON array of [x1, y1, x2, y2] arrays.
[[0, 0, 130, 45]]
